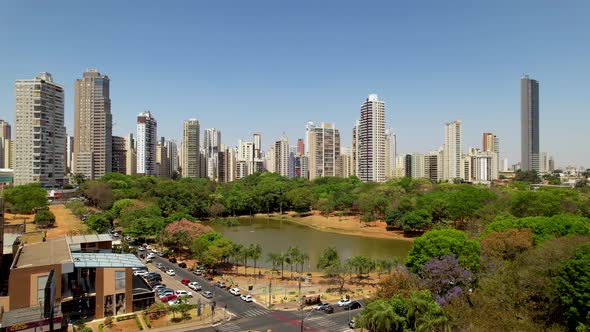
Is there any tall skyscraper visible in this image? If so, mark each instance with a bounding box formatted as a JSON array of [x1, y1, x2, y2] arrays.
[[125, 133, 136, 175], [358, 94, 386, 182], [385, 129, 396, 179], [111, 136, 126, 174], [274, 137, 290, 177], [297, 139, 304, 156], [308, 123, 340, 179], [204, 128, 221, 180], [0, 120, 11, 140], [136, 111, 157, 176], [521, 75, 540, 172], [305, 121, 315, 156], [253, 133, 262, 159], [165, 140, 178, 175], [14, 73, 66, 187], [181, 119, 200, 178], [74, 69, 112, 179], [443, 120, 462, 181], [0, 120, 12, 169], [156, 137, 170, 177]]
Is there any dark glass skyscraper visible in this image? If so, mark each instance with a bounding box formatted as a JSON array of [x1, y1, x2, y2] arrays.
[[520, 75, 539, 172]]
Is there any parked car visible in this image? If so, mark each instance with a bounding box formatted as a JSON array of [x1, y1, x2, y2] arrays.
[[157, 252, 164, 257], [153, 284, 167, 291], [324, 305, 334, 314], [167, 299, 181, 306], [147, 253, 156, 259], [216, 281, 226, 288], [159, 265, 168, 272], [314, 302, 330, 311], [229, 288, 240, 296], [181, 278, 190, 285], [344, 301, 362, 310], [134, 270, 149, 277], [156, 263, 164, 269], [202, 291, 213, 299], [160, 293, 177, 302], [178, 262, 187, 268], [145, 257, 153, 263], [188, 282, 202, 291], [168, 257, 177, 263], [337, 299, 352, 307], [192, 269, 203, 276], [176, 290, 193, 297], [165, 269, 176, 276], [240, 294, 253, 302]]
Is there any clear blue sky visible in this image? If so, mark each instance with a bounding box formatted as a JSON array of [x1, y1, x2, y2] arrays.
[[0, 1, 588, 168]]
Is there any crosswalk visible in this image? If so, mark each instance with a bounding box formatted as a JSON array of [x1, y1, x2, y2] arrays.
[[240, 308, 272, 318], [213, 323, 241, 332], [306, 316, 351, 332]]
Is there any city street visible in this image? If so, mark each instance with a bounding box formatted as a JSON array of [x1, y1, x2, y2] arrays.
[[148, 256, 359, 331]]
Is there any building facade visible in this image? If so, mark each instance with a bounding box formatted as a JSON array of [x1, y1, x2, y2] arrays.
[[308, 123, 340, 179], [124, 133, 136, 175], [385, 129, 396, 179], [74, 69, 112, 179], [521, 75, 540, 172], [136, 111, 157, 176], [274, 138, 290, 178], [14, 73, 66, 187], [443, 119, 462, 181], [181, 119, 200, 178], [358, 94, 386, 182], [111, 136, 126, 174]]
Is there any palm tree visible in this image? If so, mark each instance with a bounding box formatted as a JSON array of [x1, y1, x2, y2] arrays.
[[249, 243, 262, 276], [358, 299, 402, 332], [230, 243, 244, 273], [267, 252, 280, 272], [278, 253, 286, 278], [286, 246, 301, 279], [242, 246, 251, 275], [376, 257, 399, 279]]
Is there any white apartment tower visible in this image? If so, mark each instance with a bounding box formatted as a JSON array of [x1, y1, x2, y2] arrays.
[[358, 94, 386, 182], [443, 120, 462, 182], [74, 69, 112, 179], [385, 129, 396, 179], [308, 123, 340, 179], [125, 133, 136, 175], [136, 111, 157, 176], [14, 73, 66, 187], [274, 138, 290, 177], [182, 119, 200, 178]]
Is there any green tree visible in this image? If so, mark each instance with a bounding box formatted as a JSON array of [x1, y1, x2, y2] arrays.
[[85, 213, 112, 233], [358, 298, 404, 332], [406, 229, 480, 273], [553, 243, 590, 330], [34, 209, 56, 228], [376, 257, 399, 279], [249, 243, 262, 276], [4, 183, 47, 214], [317, 246, 341, 276]]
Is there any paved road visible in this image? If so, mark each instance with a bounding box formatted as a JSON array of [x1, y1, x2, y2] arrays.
[[148, 256, 360, 331]]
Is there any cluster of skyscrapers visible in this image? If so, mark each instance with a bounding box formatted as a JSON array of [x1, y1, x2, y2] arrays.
[[2, 71, 554, 188]]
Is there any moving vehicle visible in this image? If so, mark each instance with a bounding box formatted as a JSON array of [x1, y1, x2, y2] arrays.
[[181, 278, 190, 285], [202, 291, 213, 299], [160, 293, 177, 302], [156, 263, 164, 269], [240, 294, 253, 302], [192, 269, 203, 276], [314, 302, 330, 311], [176, 290, 193, 297], [178, 262, 187, 268], [165, 269, 176, 276], [344, 301, 362, 310], [229, 288, 240, 296], [168, 257, 177, 263], [188, 282, 202, 291], [349, 318, 356, 328], [337, 299, 352, 307], [216, 281, 226, 288], [324, 305, 334, 314]]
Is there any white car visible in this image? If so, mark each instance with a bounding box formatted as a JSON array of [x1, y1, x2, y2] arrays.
[[240, 294, 253, 302], [167, 299, 181, 306], [176, 290, 193, 297], [229, 288, 240, 296], [188, 282, 202, 291], [134, 270, 149, 277], [147, 253, 156, 259], [337, 299, 352, 307], [165, 269, 176, 276], [151, 248, 159, 253]]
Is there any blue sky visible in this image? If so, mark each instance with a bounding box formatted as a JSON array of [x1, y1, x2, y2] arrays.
[[0, 1, 588, 167]]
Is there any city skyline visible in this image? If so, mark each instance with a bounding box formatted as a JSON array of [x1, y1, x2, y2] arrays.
[[0, 2, 589, 167]]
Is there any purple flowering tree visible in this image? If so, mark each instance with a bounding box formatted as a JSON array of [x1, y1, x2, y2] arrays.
[[418, 255, 473, 305]]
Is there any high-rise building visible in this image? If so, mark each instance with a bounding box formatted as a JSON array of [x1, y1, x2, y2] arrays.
[[424, 151, 440, 182], [305, 121, 315, 156], [111, 136, 126, 174], [483, 132, 500, 171], [204, 128, 221, 180], [385, 129, 396, 179], [548, 156, 555, 172], [297, 139, 304, 156], [182, 119, 200, 178], [65, 136, 73, 174], [253, 133, 262, 159], [308, 123, 340, 179], [199, 148, 208, 178], [521, 75, 540, 172], [0, 121, 13, 170], [74, 69, 112, 179], [156, 137, 170, 177], [0, 120, 11, 140], [14, 73, 66, 187], [125, 133, 136, 175], [404, 154, 412, 178], [165, 140, 178, 175], [411, 153, 425, 178], [466, 148, 498, 183], [540, 152, 549, 174], [358, 94, 386, 182], [393, 154, 406, 178], [352, 120, 359, 177], [274, 138, 290, 177], [443, 120, 462, 181], [136, 111, 157, 176]]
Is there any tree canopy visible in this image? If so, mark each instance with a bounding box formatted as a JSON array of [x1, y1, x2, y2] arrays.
[[4, 183, 47, 214]]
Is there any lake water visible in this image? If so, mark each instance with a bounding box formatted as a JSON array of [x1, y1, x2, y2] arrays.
[[206, 217, 413, 272]]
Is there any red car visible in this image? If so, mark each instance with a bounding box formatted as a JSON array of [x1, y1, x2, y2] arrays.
[[181, 278, 190, 285], [160, 293, 177, 302]]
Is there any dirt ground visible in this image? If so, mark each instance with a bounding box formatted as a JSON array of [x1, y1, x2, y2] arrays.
[[253, 210, 414, 242], [45, 204, 88, 237]]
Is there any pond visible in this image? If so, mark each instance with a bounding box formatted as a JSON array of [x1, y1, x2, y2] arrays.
[[206, 217, 413, 272]]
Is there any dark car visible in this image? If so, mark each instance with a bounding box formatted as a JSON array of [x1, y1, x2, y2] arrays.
[[324, 305, 334, 314], [178, 262, 187, 268], [168, 257, 177, 263], [344, 301, 362, 310]]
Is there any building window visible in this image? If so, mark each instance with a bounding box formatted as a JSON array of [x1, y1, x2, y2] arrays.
[[37, 275, 49, 305], [115, 271, 125, 290]]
